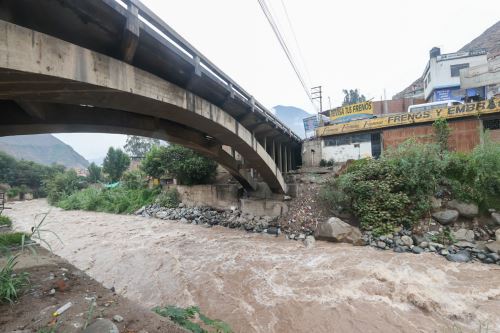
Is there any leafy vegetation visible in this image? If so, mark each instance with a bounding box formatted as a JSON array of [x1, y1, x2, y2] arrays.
[[321, 127, 500, 235], [102, 147, 130, 182], [342, 88, 366, 106], [319, 158, 334, 167], [0, 255, 29, 303], [153, 305, 232, 333], [44, 169, 86, 204], [156, 188, 180, 208], [87, 162, 102, 184], [142, 145, 217, 185], [124, 135, 161, 158], [57, 186, 160, 214], [0, 232, 30, 248], [122, 169, 148, 190], [0, 151, 66, 197], [433, 117, 451, 152], [0, 215, 12, 227]]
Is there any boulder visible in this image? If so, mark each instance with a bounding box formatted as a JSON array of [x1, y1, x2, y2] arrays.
[[431, 197, 442, 210], [314, 217, 363, 245], [412, 246, 424, 254], [452, 229, 475, 242], [303, 235, 315, 248], [400, 235, 413, 247], [485, 241, 500, 254], [82, 319, 119, 333], [447, 200, 478, 218], [455, 241, 476, 248], [432, 210, 459, 225], [492, 212, 500, 225], [446, 250, 471, 263], [496, 228, 500, 241]]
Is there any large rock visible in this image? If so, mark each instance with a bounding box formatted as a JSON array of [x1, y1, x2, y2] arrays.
[[431, 197, 442, 210], [485, 241, 500, 254], [82, 319, 119, 333], [496, 228, 500, 241], [314, 217, 363, 245], [401, 235, 413, 247], [492, 213, 500, 225], [432, 210, 459, 225], [452, 229, 475, 242], [303, 235, 315, 248], [447, 200, 478, 218], [446, 250, 471, 263]]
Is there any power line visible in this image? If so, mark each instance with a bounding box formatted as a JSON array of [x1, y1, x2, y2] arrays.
[[257, 0, 316, 110], [279, 0, 311, 84]]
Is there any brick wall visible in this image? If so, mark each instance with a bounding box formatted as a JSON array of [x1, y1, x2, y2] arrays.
[[382, 118, 480, 152]]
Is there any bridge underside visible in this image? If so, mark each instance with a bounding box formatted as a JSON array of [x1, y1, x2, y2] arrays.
[[0, 20, 298, 193]]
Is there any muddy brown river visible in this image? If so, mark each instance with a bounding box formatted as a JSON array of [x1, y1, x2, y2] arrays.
[[6, 199, 500, 333]]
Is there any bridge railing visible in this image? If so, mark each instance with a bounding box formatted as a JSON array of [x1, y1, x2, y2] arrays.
[[109, 0, 301, 142]]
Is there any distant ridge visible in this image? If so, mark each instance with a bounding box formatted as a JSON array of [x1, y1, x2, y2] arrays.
[[0, 134, 89, 169]]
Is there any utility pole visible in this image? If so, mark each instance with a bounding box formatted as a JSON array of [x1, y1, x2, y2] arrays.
[[311, 86, 322, 127]]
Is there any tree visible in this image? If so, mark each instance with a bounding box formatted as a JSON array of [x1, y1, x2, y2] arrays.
[[342, 89, 366, 106], [124, 135, 161, 158], [141, 145, 217, 185], [102, 147, 130, 182], [141, 145, 166, 179], [87, 162, 102, 183]]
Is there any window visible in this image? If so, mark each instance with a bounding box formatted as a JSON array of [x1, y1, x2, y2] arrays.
[[450, 63, 469, 77], [484, 118, 500, 130]]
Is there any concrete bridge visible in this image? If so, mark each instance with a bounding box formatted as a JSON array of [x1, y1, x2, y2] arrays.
[[0, 0, 302, 193]]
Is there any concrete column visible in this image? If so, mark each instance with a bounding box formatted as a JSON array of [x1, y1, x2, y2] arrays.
[[272, 140, 276, 161], [284, 146, 288, 173], [278, 143, 283, 172], [288, 146, 292, 171]]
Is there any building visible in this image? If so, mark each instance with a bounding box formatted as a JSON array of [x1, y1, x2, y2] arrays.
[[422, 47, 488, 102], [304, 98, 500, 165], [460, 52, 500, 100]]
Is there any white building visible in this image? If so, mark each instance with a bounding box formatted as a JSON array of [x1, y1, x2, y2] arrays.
[[422, 47, 488, 102], [460, 53, 500, 99]]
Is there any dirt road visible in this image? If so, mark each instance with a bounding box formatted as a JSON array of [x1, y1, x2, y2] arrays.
[[6, 199, 500, 333]]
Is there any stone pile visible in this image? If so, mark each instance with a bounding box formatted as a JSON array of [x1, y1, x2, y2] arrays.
[[136, 204, 278, 233], [365, 228, 500, 265]]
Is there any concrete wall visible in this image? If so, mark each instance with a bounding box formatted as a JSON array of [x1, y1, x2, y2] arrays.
[[172, 184, 240, 210], [322, 141, 372, 162], [302, 139, 322, 167], [240, 199, 288, 217], [382, 118, 481, 152]]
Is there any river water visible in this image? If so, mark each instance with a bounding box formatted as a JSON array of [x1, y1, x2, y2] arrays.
[[6, 200, 500, 333]]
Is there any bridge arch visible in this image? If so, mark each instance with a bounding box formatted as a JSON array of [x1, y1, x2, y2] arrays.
[[0, 21, 291, 192]]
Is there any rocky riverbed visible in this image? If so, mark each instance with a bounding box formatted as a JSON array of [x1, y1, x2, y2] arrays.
[[6, 199, 500, 333]]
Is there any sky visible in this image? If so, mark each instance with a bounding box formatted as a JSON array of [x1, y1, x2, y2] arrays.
[[55, 0, 500, 161]]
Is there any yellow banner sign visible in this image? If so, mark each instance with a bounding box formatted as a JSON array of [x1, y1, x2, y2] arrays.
[[318, 98, 500, 137], [330, 101, 373, 121]]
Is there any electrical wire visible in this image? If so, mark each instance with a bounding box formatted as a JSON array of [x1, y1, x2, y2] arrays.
[[257, 0, 317, 110]]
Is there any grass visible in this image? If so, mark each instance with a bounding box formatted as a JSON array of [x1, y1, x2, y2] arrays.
[[153, 305, 232, 333], [0, 232, 30, 248], [0, 255, 29, 303], [57, 186, 160, 214], [0, 215, 12, 227]]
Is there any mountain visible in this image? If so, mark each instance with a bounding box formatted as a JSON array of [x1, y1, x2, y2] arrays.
[[0, 134, 89, 169], [273, 105, 312, 139], [394, 20, 500, 99]]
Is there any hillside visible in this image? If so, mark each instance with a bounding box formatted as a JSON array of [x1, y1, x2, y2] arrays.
[[273, 105, 312, 139], [0, 134, 89, 168], [395, 20, 500, 99]]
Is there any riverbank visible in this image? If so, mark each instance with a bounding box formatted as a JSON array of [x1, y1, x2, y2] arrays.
[[5, 199, 500, 333]]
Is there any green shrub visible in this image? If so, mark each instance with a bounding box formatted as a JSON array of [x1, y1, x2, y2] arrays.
[[57, 186, 160, 214], [122, 169, 148, 190], [153, 305, 232, 333], [319, 159, 327, 167], [322, 141, 444, 235], [156, 188, 180, 208], [0, 232, 30, 247], [142, 145, 218, 185], [0, 255, 29, 303], [0, 215, 12, 227], [44, 170, 84, 204]]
